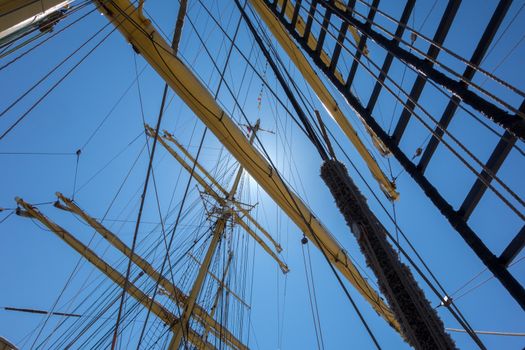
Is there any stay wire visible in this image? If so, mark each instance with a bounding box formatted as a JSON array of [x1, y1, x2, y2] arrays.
[[75, 131, 144, 195], [72, 149, 81, 200], [306, 243, 326, 350], [448, 256, 525, 304], [0, 211, 14, 224], [81, 64, 148, 151], [482, 2, 525, 65], [0, 151, 75, 156]]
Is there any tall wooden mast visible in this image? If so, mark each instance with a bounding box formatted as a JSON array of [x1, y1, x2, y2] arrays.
[[167, 120, 260, 350]]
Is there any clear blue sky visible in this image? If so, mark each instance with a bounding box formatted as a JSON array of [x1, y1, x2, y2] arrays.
[[0, 0, 524, 349]]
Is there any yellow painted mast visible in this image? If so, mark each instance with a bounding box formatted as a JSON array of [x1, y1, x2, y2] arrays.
[[94, 0, 400, 333]]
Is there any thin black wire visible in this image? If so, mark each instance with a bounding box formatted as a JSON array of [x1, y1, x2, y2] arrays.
[[301, 242, 324, 350], [0, 24, 117, 141], [75, 132, 143, 195], [482, 2, 525, 65], [0, 211, 14, 224], [81, 65, 148, 151]]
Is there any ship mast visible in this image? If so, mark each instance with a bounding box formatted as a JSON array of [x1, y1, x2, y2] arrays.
[[167, 120, 261, 350]]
